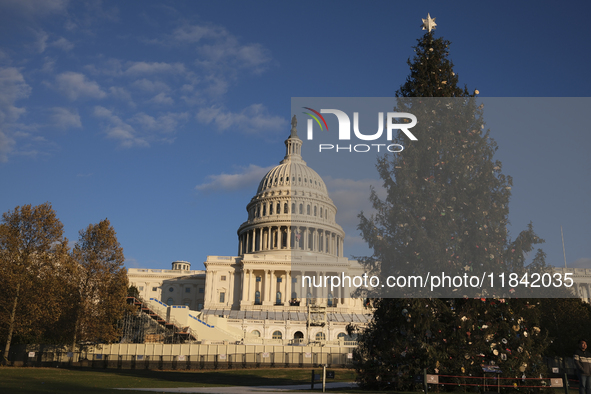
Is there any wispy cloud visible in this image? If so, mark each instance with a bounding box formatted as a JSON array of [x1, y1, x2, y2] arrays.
[[55, 72, 106, 100], [196, 164, 274, 193], [197, 104, 286, 134], [0, 0, 69, 18], [93, 106, 147, 148], [131, 112, 188, 134], [172, 24, 272, 74], [50, 107, 81, 129], [50, 37, 74, 51], [0, 67, 32, 162]]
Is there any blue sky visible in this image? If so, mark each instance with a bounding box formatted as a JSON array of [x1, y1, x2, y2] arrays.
[[0, 0, 589, 271]]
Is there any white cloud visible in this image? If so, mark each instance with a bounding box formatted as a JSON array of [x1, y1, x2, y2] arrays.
[[33, 29, 49, 53], [149, 92, 174, 105], [0, 67, 31, 123], [196, 104, 285, 134], [172, 24, 272, 73], [131, 112, 188, 134], [0, 0, 69, 18], [196, 164, 274, 193], [93, 106, 147, 148], [0, 67, 31, 162], [50, 37, 74, 51], [41, 57, 56, 73], [131, 78, 170, 93], [124, 61, 186, 76], [55, 71, 106, 100], [0, 130, 16, 163], [108, 86, 134, 106], [50, 107, 81, 129]]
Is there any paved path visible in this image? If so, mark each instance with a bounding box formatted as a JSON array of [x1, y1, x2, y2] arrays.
[[116, 382, 357, 393]]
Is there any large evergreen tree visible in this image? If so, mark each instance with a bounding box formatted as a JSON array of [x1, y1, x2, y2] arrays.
[[354, 22, 551, 390]]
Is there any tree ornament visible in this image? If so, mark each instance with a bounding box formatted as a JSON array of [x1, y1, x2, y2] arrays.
[[421, 13, 437, 33]]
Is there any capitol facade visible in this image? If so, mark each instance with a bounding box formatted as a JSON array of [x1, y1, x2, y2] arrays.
[[128, 116, 370, 343]]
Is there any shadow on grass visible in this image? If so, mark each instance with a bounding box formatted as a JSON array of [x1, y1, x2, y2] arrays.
[[0, 366, 356, 393]]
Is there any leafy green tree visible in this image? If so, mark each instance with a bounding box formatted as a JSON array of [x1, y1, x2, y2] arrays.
[[0, 203, 70, 363], [71, 219, 128, 351], [354, 28, 549, 390]]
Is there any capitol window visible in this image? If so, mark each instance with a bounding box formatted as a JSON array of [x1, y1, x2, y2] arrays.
[[221, 275, 227, 281], [299, 204, 303, 214], [307, 205, 310, 215], [185, 287, 190, 293], [284, 203, 288, 213], [272, 331, 282, 340], [169, 287, 174, 292], [252, 330, 261, 337], [219, 292, 225, 303], [316, 332, 326, 341], [314, 206, 317, 216]]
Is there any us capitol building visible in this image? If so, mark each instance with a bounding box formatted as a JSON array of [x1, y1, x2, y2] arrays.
[[128, 116, 370, 343]]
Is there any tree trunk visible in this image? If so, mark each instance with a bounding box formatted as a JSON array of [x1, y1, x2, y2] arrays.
[[2, 282, 20, 365], [71, 311, 78, 355]]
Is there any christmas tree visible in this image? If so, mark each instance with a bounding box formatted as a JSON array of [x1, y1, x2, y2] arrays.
[[354, 15, 550, 390]]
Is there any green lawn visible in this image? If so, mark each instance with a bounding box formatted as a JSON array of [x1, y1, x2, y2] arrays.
[[0, 367, 357, 393]]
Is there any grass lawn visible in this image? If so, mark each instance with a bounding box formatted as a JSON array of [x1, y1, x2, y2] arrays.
[[0, 367, 357, 393]]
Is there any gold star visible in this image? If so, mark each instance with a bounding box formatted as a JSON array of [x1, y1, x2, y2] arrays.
[[422, 13, 437, 33]]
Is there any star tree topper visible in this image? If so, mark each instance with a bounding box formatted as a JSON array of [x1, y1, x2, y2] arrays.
[[422, 13, 437, 33]]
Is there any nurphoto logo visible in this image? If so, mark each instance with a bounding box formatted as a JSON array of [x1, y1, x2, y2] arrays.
[[303, 107, 418, 153]]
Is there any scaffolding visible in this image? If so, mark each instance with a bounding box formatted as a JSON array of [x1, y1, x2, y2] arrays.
[[119, 297, 196, 344]]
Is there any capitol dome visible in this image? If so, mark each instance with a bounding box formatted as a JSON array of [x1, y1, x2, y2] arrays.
[[236, 116, 345, 257]]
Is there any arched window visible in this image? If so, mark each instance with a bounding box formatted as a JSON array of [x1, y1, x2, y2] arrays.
[[337, 332, 347, 340], [255, 291, 261, 305], [262, 204, 266, 216], [292, 203, 295, 213], [294, 331, 304, 340], [315, 332, 325, 341], [299, 204, 303, 214], [314, 206, 317, 216], [276, 291, 282, 305], [277, 203, 280, 213], [320, 207, 323, 217], [272, 331, 282, 339], [252, 330, 261, 337], [284, 203, 288, 213], [269, 204, 273, 215], [307, 205, 310, 215]]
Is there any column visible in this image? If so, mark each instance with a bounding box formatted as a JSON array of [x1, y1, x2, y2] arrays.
[[264, 269, 272, 305], [241, 269, 248, 301], [286, 271, 291, 303], [287, 226, 291, 249], [208, 271, 216, 302], [248, 269, 253, 302], [258, 228, 262, 251], [228, 271, 234, 305]]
